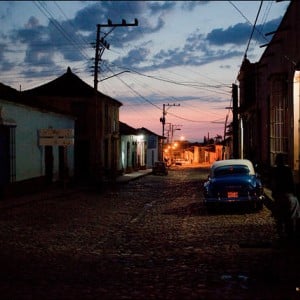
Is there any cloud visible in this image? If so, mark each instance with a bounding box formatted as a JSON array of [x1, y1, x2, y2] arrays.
[[73, 1, 146, 31], [0, 43, 14, 71], [112, 40, 243, 72], [115, 16, 282, 72], [0, 0, 285, 85], [113, 46, 151, 67], [72, 1, 164, 48], [10, 13, 87, 72], [0, 2, 148, 74], [0, 2, 14, 23], [206, 17, 282, 46], [25, 16, 40, 29], [11, 18, 56, 69], [180, 1, 210, 11], [207, 23, 251, 46], [120, 26, 244, 72], [148, 1, 176, 14], [20, 65, 62, 79]]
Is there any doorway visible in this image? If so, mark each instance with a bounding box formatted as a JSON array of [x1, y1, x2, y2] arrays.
[[0, 126, 10, 186], [45, 146, 53, 184]]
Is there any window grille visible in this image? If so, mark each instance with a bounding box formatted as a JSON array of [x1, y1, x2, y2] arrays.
[[270, 77, 288, 165]]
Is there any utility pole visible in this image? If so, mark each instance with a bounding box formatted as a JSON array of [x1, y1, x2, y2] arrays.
[[92, 18, 138, 183], [160, 103, 180, 160], [232, 83, 239, 158], [93, 18, 138, 92]]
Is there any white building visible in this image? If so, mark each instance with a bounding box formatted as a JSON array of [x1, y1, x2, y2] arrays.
[[0, 83, 75, 196]]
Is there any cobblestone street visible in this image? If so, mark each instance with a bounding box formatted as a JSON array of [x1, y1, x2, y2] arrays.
[[0, 165, 299, 299]]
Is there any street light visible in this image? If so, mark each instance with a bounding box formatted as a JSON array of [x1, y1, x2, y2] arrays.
[[171, 126, 181, 144]]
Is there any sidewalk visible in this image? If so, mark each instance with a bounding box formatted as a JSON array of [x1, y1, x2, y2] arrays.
[[116, 168, 153, 183], [0, 169, 153, 209]]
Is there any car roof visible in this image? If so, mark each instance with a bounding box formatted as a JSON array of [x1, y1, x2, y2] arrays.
[[210, 159, 255, 175]]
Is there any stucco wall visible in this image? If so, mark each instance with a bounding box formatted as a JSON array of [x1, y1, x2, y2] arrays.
[[146, 134, 159, 167], [0, 100, 75, 182]]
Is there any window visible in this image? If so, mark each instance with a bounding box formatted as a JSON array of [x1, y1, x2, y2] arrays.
[[270, 77, 288, 165], [214, 165, 250, 178]]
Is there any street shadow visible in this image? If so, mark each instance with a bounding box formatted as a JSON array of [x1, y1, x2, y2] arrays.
[[162, 202, 262, 216], [162, 200, 267, 217], [206, 206, 262, 215], [162, 202, 207, 216], [262, 194, 275, 212]]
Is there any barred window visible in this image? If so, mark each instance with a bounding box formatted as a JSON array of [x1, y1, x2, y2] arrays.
[[270, 77, 288, 165]]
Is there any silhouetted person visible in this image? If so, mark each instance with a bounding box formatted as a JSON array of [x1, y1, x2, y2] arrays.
[[270, 153, 300, 238]]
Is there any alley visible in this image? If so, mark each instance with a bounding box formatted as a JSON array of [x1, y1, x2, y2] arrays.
[[0, 165, 299, 299]]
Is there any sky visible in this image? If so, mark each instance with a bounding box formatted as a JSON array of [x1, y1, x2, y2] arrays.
[[0, 1, 291, 142]]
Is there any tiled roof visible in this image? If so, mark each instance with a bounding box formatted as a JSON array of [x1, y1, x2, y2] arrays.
[[0, 82, 19, 100], [22, 67, 122, 106], [0, 82, 74, 118], [137, 127, 162, 138], [119, 121, 138, 135]]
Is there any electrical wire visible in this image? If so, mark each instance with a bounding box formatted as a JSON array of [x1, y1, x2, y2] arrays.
[[102, 63, 228, 124], [228, 0, 268, 44], [103, 61, 231, 96], [33, 1, 91, 61]]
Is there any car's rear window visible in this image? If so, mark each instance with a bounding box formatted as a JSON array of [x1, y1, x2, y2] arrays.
[[213, 165, 250, 177]]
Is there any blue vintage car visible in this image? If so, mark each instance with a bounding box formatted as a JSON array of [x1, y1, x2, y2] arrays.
[[203, 159, 264, 210]]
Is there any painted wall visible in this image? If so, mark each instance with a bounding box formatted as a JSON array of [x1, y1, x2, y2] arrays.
[[0, 99, 75, 182], [120, 134, 138, 172], [145, 134, 159, 168]]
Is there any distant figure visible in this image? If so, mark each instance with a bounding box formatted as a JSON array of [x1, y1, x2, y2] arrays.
[[270, 153, 300, 238]]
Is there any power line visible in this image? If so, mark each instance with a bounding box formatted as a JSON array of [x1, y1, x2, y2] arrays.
[[93, 19, 138, 91], [33, 1, 91, 61], [111, 73, 161, 110], [100, 61, 227, 123], [228, 0, 268, 44], [103, 61, 231, 95], [244, 0, 264, 59], [102, 63, 227, 124]]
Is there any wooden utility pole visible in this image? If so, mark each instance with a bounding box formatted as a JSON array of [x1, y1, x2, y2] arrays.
[[93, 18, 138, 92], [232, 83, 239, 158], [160, 103, 180, 159], [92, 18, 138, 183]]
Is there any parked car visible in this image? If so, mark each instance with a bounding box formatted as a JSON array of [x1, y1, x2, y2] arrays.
[[203, 159, 264, 210], [174, 158, 188, 166], [152, 161, 168, 175]]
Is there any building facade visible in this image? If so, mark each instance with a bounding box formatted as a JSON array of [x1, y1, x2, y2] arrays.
[[137, 127, 162, 169], [21, 67, 122, 182], [238, 0, 300, 181], [119, 121, 138, 173], [0, 83, 75, 196], [119, 123, 162, 172]]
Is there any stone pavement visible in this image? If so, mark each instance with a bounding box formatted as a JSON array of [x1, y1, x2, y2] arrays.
[[0, 168, 153, 210]]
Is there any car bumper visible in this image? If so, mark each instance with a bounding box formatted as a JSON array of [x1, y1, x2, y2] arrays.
[[204, 195, 264, 204]]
